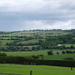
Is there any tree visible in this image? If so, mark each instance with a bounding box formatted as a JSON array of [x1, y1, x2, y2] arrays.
[[0, 47, 8, 52], [70, 45, 74, 49], [47, 50, 53, 55], [32, 46, 36, 50], [62, 51, 65, 54], [57, 52, 59, 55]]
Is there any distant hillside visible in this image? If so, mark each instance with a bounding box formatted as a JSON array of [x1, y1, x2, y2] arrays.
[[0, 29, 75, 36], [0, 29, 75, 52]]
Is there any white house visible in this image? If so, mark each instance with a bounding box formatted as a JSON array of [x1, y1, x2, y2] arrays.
[[57, 44, 62, 46]]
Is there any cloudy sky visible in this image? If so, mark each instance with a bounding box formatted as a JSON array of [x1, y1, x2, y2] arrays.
[[0, 0, 75, 31]]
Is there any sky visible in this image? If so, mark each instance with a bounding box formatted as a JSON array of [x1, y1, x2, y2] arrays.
[[0, 0, 75, 31]]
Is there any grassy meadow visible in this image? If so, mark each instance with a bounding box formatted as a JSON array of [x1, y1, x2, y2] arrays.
[[1, 40, 14, 45], [63, 44, 75, 47], [3, 49, 75, 60], [0, 64, 75, 75]]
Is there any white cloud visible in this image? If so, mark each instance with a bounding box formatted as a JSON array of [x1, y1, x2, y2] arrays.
[[22, 20, 74, 30], [0, 0, 62, 13], [0, 0, 75, 31], [0, 0, 75, 15], [0, 0, 43, 12], [52, 21, 73, 30]]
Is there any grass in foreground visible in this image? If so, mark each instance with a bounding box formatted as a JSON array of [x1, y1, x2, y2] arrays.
[[0, 64, 75, 75]]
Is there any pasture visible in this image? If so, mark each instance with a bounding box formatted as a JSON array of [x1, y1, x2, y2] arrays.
[[0, 64, 75, 75], [4, 49, 75, 60], [1, 40, 14, 45], [63, 44, 75, 47], [17, 39, 39, 44]]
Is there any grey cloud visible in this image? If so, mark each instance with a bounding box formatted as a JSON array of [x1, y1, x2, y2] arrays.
[[0, 0, 75, 31]]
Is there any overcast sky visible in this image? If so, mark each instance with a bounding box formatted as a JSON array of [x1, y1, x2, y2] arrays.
[[0, 0, 75, 31]]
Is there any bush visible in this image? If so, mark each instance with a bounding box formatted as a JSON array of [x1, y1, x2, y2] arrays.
[[32, 55, 39, 59], [39, 55, 44, 60], [0, 56, 75, 67], [63, 57, 74, 60], [39, 55, 44, 57], [0, 53, 7, 56]]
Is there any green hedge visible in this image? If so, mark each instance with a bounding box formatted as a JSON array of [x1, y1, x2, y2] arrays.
[[0, 56, 75, 67]]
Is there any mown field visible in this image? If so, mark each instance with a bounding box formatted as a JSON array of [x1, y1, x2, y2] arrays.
[[0, 64, 75, 75]]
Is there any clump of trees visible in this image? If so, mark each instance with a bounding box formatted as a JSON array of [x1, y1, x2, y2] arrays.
[[66, 51, 75, 54], [40, 34, 75, 49], [0, 46, 40, 52], [47, 50, 53, 55]]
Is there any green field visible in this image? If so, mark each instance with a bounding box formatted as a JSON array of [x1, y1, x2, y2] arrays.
[[0, 64, 74, 75], [5, 50, 49, 56], [18, 39, 39, 44], [63, 44, 75, 47], [3, 49, 75, 60], [1, 40, 14, 45]]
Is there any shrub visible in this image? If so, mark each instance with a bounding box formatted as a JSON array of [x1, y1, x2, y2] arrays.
[[63, 57, 74, 60], [0, 53, 7, 56], [39, 55, 44, 57], [0, 56, 75, 67], [32, 55, 39, 59]]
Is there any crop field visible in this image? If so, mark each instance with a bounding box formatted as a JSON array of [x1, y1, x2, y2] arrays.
[[0, 64, 75, 75]]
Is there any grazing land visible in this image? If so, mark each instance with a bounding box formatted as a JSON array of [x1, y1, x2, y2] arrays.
[[0, 64, 75, 75], [3, 49, 75, 60]]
